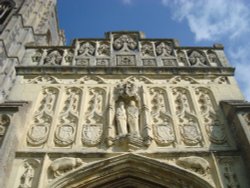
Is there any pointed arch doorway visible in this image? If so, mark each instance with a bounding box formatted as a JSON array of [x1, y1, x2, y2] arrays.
[[49, 154, 214, 188]]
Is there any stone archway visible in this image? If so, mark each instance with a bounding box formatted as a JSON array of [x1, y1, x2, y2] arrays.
[[49, 153, 214, 188]]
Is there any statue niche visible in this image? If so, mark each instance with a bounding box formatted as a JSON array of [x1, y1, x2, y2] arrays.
[[116, 100, 140, 137], [114, 81, 144, 150]]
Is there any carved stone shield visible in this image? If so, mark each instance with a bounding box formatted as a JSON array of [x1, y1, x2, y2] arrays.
[[27, 124, 49, 146], [55, 124, 75, 146], [82, 124, 103, 146], [153, 124, 175, 146], [181, 124, 201, 146], [206, 125, 226, 144]]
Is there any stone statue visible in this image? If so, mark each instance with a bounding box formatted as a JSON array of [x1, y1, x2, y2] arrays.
[[127, 100, 140, 136], [116, 101, 127, 136], [19, 162, 34, 188]]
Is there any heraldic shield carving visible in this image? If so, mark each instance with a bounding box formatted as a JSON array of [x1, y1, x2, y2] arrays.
[[82, 124, 103, 146]]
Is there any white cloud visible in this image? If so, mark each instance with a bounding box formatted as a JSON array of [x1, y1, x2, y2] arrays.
[[163, 0, 250, 100], [162, 0, 250, 41]]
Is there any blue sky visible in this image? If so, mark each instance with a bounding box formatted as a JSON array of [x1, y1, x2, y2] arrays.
[[58, 0, 250, 100]]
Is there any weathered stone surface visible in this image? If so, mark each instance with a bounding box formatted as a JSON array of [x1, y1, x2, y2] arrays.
[[0, 1, 249, 188]]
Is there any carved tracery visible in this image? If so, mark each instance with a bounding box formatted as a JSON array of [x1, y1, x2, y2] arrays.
[[141, 42, 154, 56], [54, 87, 81, 146], [82, 88, 106, 146], [173, 88, 194, 115], [155, 42, 173, 56], [97, 42, 110, 56], [195, 87, 226, 144], [27, 87, 59, 146], [177, 50, 188, 66], [77, 42, 95, 56], [113, 34, 137, 51], [149, 88, 175, 146], [207, 50, 221, 66], [44, 50, 63, 65], [188, 50, 208, 66]]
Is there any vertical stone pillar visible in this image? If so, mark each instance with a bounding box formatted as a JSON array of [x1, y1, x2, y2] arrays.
[[106, 87, 115, 146], [141, 85, 153, 146]]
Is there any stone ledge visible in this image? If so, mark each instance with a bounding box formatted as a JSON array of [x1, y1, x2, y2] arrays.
[[0, 101, 28, 112], [16, 66, 235, 76]]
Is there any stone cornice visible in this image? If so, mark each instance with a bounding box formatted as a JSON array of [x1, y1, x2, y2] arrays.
[[0, 101, 29, 112], [16, 66, 235, 76]]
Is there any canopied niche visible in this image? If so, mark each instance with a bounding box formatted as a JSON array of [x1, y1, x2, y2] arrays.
[[49, 154, 214, 188]]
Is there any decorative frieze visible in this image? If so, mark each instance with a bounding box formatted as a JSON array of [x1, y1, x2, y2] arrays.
[[22, 75, 233, 149], [24, 32, 226, 69]]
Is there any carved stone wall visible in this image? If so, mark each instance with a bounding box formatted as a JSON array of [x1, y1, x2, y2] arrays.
[[1, 31, 249, 188]]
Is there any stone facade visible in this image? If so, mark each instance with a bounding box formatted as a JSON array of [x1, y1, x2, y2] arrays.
[[0, 0, 250, 188]]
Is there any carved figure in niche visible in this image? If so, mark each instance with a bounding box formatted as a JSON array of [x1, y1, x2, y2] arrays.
[[97, 43, 110, 56], [155, 42, 173, 56], [176, 156, 210, 175], [50, 157, 83, 178], [113, 35, 137, 51], [127, 100, 140, 136], [141, 43, 154, 56], [44, 50, 62, 65], [78, 42, 95, 56], [116, 101, 127, 136], [19, 162, 34, 188], [189, 51, 207, 66]]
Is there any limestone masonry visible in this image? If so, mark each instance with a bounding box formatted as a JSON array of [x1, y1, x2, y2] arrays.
[[0, 0, 250, 188]]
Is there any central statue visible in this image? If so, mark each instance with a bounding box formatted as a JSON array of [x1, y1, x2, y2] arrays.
[[116, 100, 140, 136]]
